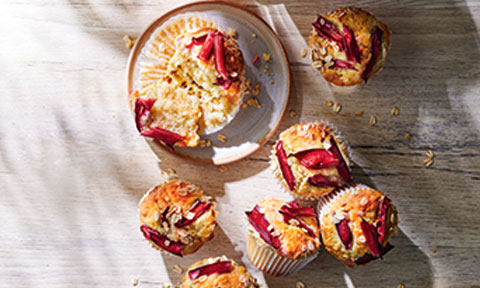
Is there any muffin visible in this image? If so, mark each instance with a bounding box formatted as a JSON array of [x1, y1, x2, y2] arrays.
[[309, 7, 391, 86], [271, 122, 352, 201], [317, 184, 399, 266], [181, 256, 260, 288], [139, 179, 217, 256], [245, 198, 321, 276], [130, 16, 246, 149]]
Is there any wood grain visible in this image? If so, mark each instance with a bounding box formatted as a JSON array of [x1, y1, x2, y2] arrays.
[[0, 0, 479, 287]]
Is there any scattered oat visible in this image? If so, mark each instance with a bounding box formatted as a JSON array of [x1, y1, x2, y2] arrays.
[[199, 139, 211, 147], [423, 158, 434, 167], [217, 134, 227, 143], [432, 249, 437, 253], [247, 97, 261, 108], [296, 281, 306, 288], [289, 110, 297, 118], [397, 284, 405, 288], [132, 278, 139, 286], [227, 27, 237, 38], [166, 168, 176, 175], [172, 264, 184, 274], [301, 48, 307, 58], [324, 100, 334, 107], [252, 55, 260, 65], [123, 35, 136, 49], [262, 53, 271, 62], [405, 133, 412, 140], [369, 115, 377, 126], [252, 33, 257, 38], [426, 150, 434, 159], [219, 165, 228, 172], [252, 84, 260, 96], [391, 106, 399, 116], [333, 103, 342, 113], [270, 79, 274, 84], [241, 103, 249, 109], [355, 110, 364, 117]]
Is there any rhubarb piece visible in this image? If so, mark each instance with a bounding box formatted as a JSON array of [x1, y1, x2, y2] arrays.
[[140, 224, 184, 256], [362, 26, 383, 82], [213, 33, 229, 80], [280, 210, 317, 238], [188, 261, 232, 280], [312, 16, 343, 46], [308, 174, 340, 187], [329, 59, 358, 71], [335, 219, 353, 249], [376, 197, 391, 245], [341, 25, 360, 63], [328, 139, 352, 182], [292, 149, 340, 169], [360, 219, 380, 258], [197, 32, 214, 63], [175, 200, 212, 228], [192, 34, 208, 46], [213, 76, 233, 90], [140, 127, 183, 151], [245, 205, 281, 248], [160, 206, 170, 224], [252, 55, 260, 65], [134, 98, 156, 132], [280, 201, 316, 218], [275, 141, 296, 190]]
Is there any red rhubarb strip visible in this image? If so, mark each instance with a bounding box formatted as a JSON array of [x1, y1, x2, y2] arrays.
[[341, 25, 361, 63], [197, 32, 214, 63], [329, 59, 358, 71], [175, 200, 212, 228], [275, 141, 296, 190], [188, 261, 232, 280], [252, 55, 260, 65], [280, 210, 317, 238], [376, 197, 391, 245], [292, 149, 340, 169], [336, 219, 353, 249], [312, 15, 344, 45], [355, 242, 393, 265], [140, 224, 184, 256], [245, 205, 281, 249], [280, 201, 316, 218], [308, 174, 340, 187], [362, 26, 383, 82], [134, 98, 156, 132], [213, 33, 229, 80], [328, 139, 352, 182], [140, 127, 183, 151], [360, 219, 380, 258]]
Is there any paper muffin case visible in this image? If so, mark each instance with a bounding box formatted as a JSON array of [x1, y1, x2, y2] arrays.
[[135, 14, 218, 90], [246, 232, 318, 277], [270, 120, 352, 204], [317, 184, 369, 223]]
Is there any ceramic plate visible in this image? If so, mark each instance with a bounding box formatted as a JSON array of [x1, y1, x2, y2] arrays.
[[126, 1, 290, 165]]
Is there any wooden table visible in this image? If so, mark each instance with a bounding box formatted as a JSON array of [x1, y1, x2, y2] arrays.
[[1, 0, 479, 287]]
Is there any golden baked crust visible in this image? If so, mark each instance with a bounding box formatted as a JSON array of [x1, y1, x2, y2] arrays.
[[308, 7, 391, 86], [131, 25, 245, 148], [318, 185, 399, 266], [247, 198, 321, 260], [181, 256, 260, 288], [271, 122, 351, 199], [139, 179, 217, 256]]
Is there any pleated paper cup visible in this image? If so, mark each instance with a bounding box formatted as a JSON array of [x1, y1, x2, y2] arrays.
[[246, 231, 318, 277]]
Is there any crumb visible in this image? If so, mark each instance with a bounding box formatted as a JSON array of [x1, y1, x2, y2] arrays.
[[262, 53, 271, 62], [242, 103, 248, 109], [324, 100, 334, 107], [289, 110, 297, 118], [217, 134, 227, 143], [123, 35, 136, 49], [252, 33, 257, 38], [301, 48, 307, 58], [355, 111, 364, 117], [405, 133, 412, 140], [369, 115, 377, 126], [132, 278, 138, 286], [227, 27, 237, 38], [270, 79, 274, 84], [219, 165, 228, 172]]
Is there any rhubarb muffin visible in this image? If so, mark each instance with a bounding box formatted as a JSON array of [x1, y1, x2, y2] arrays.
[[317, 184, 399, 267], [139, 179, 218, 256], [245, 198, 321, 276], [271, 122, 352, 201], [309, 7, 391, 86], [130, 16, 246, 149], [181, 256, 260, 288]]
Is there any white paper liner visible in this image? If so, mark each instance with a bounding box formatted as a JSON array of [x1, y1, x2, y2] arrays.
[[246, 232, 318, 277]]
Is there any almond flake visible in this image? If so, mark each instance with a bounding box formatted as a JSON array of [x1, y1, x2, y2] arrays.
[[426, 150, 434, 159], [333, 103, 342, 113], [296, 281, 306, 288]]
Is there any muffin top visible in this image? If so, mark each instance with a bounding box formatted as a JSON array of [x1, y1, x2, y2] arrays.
[[308, 7, 391, 86], [245, 198, 321, 260], [272, 122, 352, 199], [130, 23, 245, 148], [318, 184, 399, 266], [139, 179, 217, 256], [181, 256, 260, 288]]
